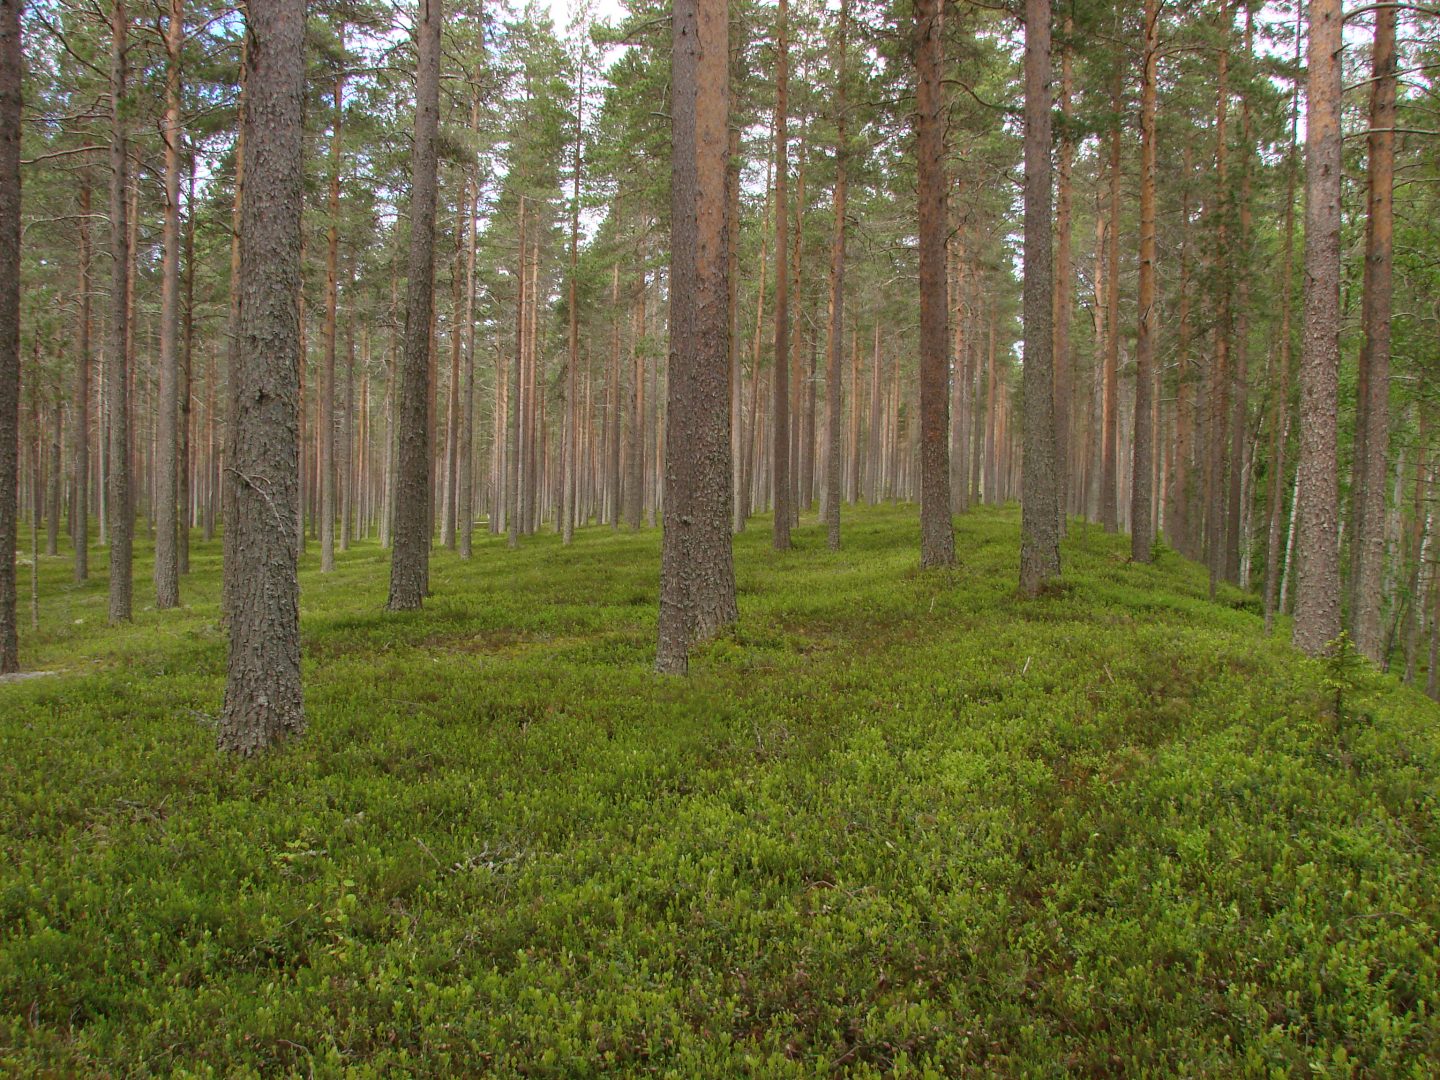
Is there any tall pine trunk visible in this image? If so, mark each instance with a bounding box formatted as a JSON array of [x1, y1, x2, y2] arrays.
[[1292, 0, 1343, 657], [154, 0, 184, 608], [1019, 0, 1059, 595], [0, 0, 18, 671], [916, 0, 953, 568], [1351, 5, 1396, 662], [387, 0, 442, 610], [1130, 0, 1159, 563], [218, 0, 306, 753], [657, 0, 736, 674], [107, 0, 133, 624]]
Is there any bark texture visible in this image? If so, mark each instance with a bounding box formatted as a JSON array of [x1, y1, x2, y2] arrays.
[[218, 0, 306, 754], [823, 0, 849, 552], [0, 0, 19, 671], [656, 0, 737, 674], [107, 0, 133, 624], [915, 0, 954, 569], [1351, 6, 1396, 662], [154, 0, 183, 609], [387, 0, 442, 610], [1293, 0, 1343, 657], [771, 0, 791, 551], [1130, 0, 1159, 563], [1019, 0, 1059, 596]]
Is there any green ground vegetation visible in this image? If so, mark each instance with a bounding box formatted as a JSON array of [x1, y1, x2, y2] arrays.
[[2, 506, 1439, 1076]]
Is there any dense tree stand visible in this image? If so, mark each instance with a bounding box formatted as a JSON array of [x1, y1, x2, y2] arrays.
[[657, 0, 737, 675], [218, 0, 307, 754]]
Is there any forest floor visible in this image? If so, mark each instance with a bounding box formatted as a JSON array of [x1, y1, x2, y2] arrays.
[[3, 505, 1439, 1076]]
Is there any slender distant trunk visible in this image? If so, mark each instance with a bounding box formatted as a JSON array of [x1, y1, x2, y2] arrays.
[[916, 0, 953, 568], [218, 0, 306, 753], [442, 184, 462, 548], [219, 40, 246, 593], [1224, 8, 1254, 584], [1099, 59, 1121, 533], [1265, 10, 1302, 633], [73, 166, 92, 582], [0, 0, 17, 671], [180, 159, 196, 572], [657, 0, 736, 674], [1053, 25, 1073, 533], [1130, 0, 1158, 563], [606, 262, 621, 526], [823, 0, 849, 551], [563, 64, 583, 546], [1293, 0, 1343, 657], [153, 0, 184, 608], [727, 126, 743, 533], [1019, 0, 1059, 595], [46, 399, 61, 556], [771, 0, 792, 550], [509, 197, 525, 546], [387, 0, 441, 610], [321, 49, 344, 572], [459, 105, 479, 557], [1351, 4, 1396, 663], [107, 0, 133, 624], [625, 272, 645, 530], [1206, 4, 1232, 595]]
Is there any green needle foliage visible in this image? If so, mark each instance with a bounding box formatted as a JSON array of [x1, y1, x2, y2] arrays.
[[3, 506, 1439, 1075]]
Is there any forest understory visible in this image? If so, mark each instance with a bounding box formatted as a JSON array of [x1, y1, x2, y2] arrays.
[[3, 504, 1438, 1076]]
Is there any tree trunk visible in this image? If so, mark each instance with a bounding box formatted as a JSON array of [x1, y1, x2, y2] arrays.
[[154, 0, 184, 608], [73, 165, 92, 582], [1053, 24, 1073, 533], [771, 0, 792, 550], [180, 158, 196, 572], [916, 0, 953, 568], [1099, 59, 1121, 533], [563, 62, 583, 546], [1350, 4, 1396, 663], [107, 0, 133, 624], [1019, 0, 1059, 594], [823, 0, 849, 551], [1292, 0, 1343, 657], [321, 49, 344, 572], [1206, 4, 1232, 595], [1264, 29, 1301, 633], [657, 0, 736, 674], [218, 0, 306, 753], [1130, 0, 1159, 563], [387, 0, 442, 610], [0, 0, 15, 672]]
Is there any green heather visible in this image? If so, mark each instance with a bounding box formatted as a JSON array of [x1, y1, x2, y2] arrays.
[[3, 506, 1439, 1076]]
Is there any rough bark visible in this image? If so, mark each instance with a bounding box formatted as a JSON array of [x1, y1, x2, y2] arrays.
[[73, 167, 91, 582], [1019, 0, 1059, 596], [218, 0, 306, 754], [915, 0, 953, 568], [387, 0, 442, 610], [1098, 60, 1121, 534], [823, 0, 849, 551], [1264, 10, 1302, 633], [0, 0, 17, 672], [1351, 5, 1396, 663], [657, 0, 736, 674], [563, 62, 583, 546], [771, 0, 791, 551], [107, 0, 133, 624], [321, 50, 344, 572], [1053, 24, 1073, 532], [1130, 0, 1158, 563], [1292, 0, 1343, 657], [154, 0, 183, 608]]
